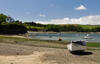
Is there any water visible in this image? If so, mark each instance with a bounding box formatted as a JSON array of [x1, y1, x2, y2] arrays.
[[29, 33, 100, 43]]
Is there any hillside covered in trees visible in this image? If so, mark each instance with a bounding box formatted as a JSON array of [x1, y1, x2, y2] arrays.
[[24, 22, 100, 32]]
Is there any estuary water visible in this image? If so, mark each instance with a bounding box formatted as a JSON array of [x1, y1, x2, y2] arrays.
[[29, 32, 100, 43]]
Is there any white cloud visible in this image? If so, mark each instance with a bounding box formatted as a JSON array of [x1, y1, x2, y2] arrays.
[[75, 5, 87, 10], [35, 15, 100, 25], [39, 14, 46, 17]]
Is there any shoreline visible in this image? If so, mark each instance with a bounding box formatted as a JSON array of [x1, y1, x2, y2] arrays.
[[28, 31, 100, 34], [0, 32, 100, 44]]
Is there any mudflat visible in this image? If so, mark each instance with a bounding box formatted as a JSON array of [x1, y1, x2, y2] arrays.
[[0, 43, 100, 64]]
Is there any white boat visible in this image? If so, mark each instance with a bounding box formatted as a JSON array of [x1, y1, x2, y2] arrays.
[[67, 40, 86, 52], [83, 34, 92, 39]]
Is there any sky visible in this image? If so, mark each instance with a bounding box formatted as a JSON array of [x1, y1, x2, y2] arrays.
[[0, 0, 100, 25]]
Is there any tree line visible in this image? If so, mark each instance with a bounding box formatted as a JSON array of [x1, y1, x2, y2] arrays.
[[24, 22, 100, 32]]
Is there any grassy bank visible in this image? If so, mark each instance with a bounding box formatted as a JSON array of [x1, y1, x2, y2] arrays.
[[87, 43, 100, 47], [0, 35, 67, 49], [0, 35, 100, 49], [0, 35, 100, 48]]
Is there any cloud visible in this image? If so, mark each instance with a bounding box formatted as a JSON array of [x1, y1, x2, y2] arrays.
[[75, 5, 87, 10], [35, 15, 100, 25], [39, 14, 46, 17]]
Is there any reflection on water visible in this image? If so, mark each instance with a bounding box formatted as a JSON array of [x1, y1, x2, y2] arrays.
[[29, 33, 100, 43]]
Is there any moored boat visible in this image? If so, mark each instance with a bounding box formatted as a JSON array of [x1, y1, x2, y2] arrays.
[[83, 34, 93, 39]]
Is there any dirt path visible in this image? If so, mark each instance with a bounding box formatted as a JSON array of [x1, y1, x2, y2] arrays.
[[0, 43, 100, 64]]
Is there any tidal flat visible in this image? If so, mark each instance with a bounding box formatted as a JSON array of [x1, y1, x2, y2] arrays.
[[0, 35, 100, 64]]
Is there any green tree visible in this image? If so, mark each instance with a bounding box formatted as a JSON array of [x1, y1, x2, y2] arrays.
[[0, 14, 7, 24]]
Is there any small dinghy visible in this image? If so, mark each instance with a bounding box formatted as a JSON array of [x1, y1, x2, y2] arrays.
[[67, 40, 86, 52], [83, 34, 92, 39]]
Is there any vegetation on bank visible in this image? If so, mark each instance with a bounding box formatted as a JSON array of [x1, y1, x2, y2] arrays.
[[0, 35, 67, 49], [0, 23, 27, 34], [0, 14, 27, 34], [24, 22, 100, 32], [87, 43, 100, 47], [0, 35, 100, 49]]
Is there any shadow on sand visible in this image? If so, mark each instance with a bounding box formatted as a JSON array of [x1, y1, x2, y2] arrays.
[[71, 51, 93, 56]]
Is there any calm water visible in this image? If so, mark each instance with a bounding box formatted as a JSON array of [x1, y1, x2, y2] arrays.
[[29, 33, 100, 43]]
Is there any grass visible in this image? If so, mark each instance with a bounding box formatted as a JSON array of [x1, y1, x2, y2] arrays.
[[80, 25, 99, 29], [0, 35, 67, 44], [0, 35, 68, 49], [26, 26, 45, 30], [0, 35, 100, 49], [87, 42, 100, 47]]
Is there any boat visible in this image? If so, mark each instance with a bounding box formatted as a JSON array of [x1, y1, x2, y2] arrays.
[[58, 37, 62, 41], [67, 40, 86, 52], [83, 34, 92, 39], [58, 32, 62, 41]]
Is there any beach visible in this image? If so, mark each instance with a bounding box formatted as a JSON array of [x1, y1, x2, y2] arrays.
[[0, 35, 100, 64], [0, 43, 100, 64]]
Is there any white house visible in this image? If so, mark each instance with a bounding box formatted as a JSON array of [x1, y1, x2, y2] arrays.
[[6, 16, 15, 23]]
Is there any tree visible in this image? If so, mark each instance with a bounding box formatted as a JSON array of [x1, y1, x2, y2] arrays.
[[0, 14, 7, 24], [24, 22, 36, 26], [0, 23, 27, 34]]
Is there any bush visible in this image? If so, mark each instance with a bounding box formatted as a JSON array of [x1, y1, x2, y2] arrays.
[[0, 23, 27, 35]]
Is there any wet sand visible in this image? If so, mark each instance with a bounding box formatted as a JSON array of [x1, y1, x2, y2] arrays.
[[0, 43, 100, 64]]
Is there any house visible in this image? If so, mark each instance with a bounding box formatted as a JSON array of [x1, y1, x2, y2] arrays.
[[6, 16, 15, 23]]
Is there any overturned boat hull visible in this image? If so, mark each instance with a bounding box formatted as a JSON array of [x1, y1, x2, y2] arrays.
[[67, 41, 86, 52]]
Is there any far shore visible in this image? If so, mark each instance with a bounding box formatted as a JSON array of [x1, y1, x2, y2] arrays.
[[0, 31, 100, 39], [28, 31, 100, 34]]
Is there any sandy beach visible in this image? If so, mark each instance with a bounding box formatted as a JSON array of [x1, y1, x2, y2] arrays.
[[0, 42, 100, 64]]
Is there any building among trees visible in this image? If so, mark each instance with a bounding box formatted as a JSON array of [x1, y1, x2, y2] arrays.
[[6, 16, 15, 23]]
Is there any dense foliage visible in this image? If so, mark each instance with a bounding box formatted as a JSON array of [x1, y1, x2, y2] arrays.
[[0, 14, 27, 35], [0, 23, 27, 34], [0, 14, 7, 24]]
